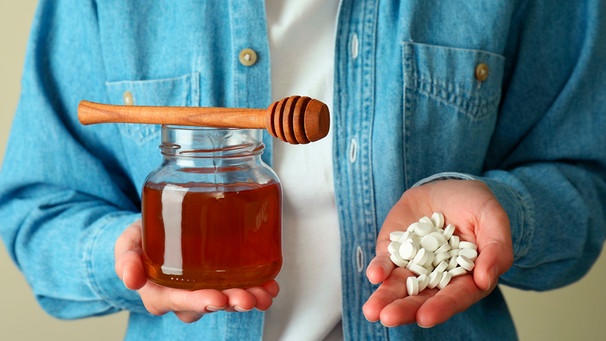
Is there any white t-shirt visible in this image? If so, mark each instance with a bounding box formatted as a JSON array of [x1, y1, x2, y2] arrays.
[[263, 1, 342, 340]]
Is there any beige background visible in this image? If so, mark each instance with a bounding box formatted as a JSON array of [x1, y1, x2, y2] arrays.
[[1, 2, 605, 340]]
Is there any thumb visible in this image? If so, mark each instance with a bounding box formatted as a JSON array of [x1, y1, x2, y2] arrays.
[[116, 249, 148, 290], [366, 252, 395, 285], [473, 240, 512, 292]]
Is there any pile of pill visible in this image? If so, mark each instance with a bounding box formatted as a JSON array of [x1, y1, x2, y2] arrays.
[[387, 212, 478, 296]]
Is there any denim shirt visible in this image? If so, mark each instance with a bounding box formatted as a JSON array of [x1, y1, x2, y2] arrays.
[[1, 1, 606, 340]]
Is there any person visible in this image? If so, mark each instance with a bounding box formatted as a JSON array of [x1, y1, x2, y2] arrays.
[[1, 1, 605, 340]]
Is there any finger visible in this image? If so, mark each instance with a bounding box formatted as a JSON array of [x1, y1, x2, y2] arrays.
[[139, 283, 227, 317], [261, 279, 280, 298], [378, 289, 434, 327], [366, 253, 395, 285], [174, 311, 205, 324], [246, 286, 273, 311], [362, 267, 410, 322], [222, 288, 258, 312], [114, 221, 142, 258], [114, 221, 145, 290], [174, 291, 244, 323], [474, 240, 510, 292], [116, 250, 147, 290], [114, 248, 129, 281], [474, 192, 513, 291], [174, 296, 233, 323], [414, 275, 483, 328]]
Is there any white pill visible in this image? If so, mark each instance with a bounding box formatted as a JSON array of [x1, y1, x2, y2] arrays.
[[442, 223, 455, 239], [398, 231, 412, 243], [459, 247, 478, 261], [390, 253, 408, 268], [407, 262, 429, 276], [457, 255, 475, 271], [427, 270, 443, 289], [419, 216, 434, 227], [412, 248, 429, 264], [386, 214, 480, 293], [435, 242, 451, 254], [459, 241, 477, 251], [433, 252, 450, 266], [434, 260, 448, 274], [449, 235, 460, 249], [423, 251, 435, 268], [430, 231, 447, 245], [417, 274, 429, 291], [390, 231, 404, 242], [399, 241, 418, 260], [449, 267, 467, 277], [431, 212, 445, 229], [406, 276, 419, 296], [436, 241, 452, 253], [412, 222, 434, 236], [421, 234, 440, 252], [437, 271, 453, 289], [447, 254, 459, 270], [388, 241, 401, 255]]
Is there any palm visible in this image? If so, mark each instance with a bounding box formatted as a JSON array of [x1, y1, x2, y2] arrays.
[[114, 220, 279, 323], [363, 179, 513, 327]]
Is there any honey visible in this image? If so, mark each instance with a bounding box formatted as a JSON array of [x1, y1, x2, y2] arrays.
[[142, 181, 282, 290]]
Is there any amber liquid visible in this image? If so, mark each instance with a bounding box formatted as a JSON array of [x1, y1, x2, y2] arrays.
[[142, 181, 282, 290]]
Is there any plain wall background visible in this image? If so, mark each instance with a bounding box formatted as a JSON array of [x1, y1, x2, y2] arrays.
[[1, 2, 605, 340]]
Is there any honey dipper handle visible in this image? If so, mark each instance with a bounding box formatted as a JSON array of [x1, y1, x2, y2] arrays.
[[78, 101, 268, 129]]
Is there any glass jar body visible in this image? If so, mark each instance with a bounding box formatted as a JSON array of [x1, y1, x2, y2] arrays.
[[141, 126, 282, 290]]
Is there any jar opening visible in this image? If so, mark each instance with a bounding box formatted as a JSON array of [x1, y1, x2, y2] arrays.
[[162, 144, 265, 158], [160, 125, 264, 158]]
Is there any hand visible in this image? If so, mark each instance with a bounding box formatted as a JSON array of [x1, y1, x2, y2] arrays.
[[362, 179, 513, 328], [114, 220, 280, 323]]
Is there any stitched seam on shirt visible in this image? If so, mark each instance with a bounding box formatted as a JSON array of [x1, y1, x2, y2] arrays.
[[84, 214, 134, 310], [407, 77, 501, 121], [509, 184, 534, 262]]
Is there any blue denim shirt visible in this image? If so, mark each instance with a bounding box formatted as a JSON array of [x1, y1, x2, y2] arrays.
[[1, 1, 606, 340]]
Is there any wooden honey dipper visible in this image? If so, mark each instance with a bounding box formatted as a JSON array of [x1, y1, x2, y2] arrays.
[[78, 96, 330, 144]]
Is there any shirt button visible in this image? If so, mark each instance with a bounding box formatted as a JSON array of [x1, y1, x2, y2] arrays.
[[239, 48, 258, 66], [123, 91, 134, 105], [475, 63, 489, 82]]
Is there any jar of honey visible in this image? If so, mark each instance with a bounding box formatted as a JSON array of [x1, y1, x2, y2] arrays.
[[141, 126, 282, 290]]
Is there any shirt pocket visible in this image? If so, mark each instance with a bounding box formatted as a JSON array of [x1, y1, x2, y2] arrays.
[[105, 73, 201, 145], [402, 42, 505, 184]]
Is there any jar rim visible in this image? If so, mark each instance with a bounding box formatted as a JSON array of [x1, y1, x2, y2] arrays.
[[163, 125, 247, 131], [161, 143, 264, 158]]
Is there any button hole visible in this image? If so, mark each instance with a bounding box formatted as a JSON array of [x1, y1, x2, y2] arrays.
[[349, 139, 357, 163], [356, 246, 364, 273], [351, 34, 359, 59]]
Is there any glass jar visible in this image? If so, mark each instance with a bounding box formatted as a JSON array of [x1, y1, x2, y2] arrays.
[[141, 125, 282, 290]]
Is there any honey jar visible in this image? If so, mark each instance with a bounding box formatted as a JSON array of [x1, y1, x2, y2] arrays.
[[141, 126, 282, 290]]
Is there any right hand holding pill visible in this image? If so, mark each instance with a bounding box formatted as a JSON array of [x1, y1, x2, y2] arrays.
[[114, 220, 279, 323], [362, 179, 513, 328]]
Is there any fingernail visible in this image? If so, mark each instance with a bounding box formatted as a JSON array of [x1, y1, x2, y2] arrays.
[[234, 306, 251, 312], [205, 305, 225, 312], [485, 267, 497, 291]]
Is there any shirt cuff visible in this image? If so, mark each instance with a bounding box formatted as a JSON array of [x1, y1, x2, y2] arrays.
[[412, 171, 476, 187], [83, 212, 147, 314]]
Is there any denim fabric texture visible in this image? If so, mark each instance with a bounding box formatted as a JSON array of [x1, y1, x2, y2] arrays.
[[1, 0, 606, 340]]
